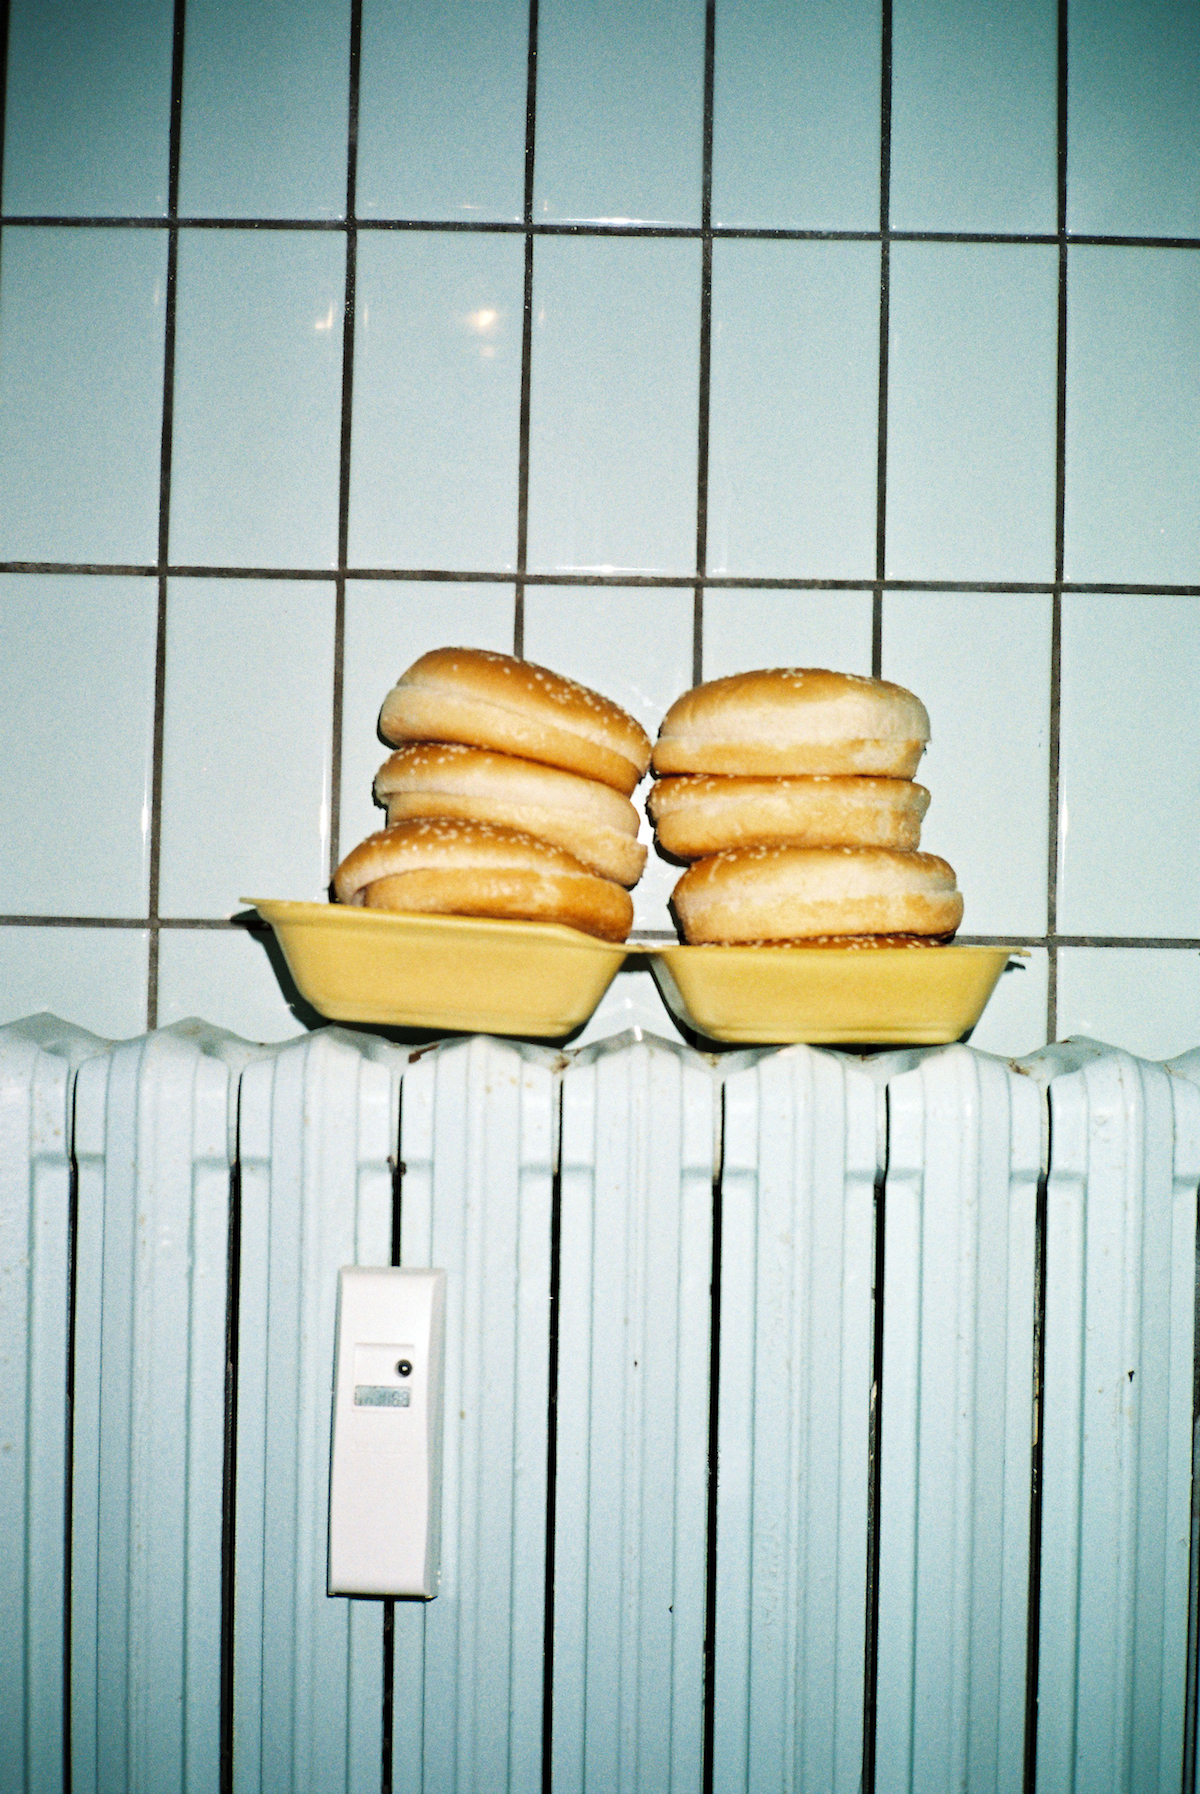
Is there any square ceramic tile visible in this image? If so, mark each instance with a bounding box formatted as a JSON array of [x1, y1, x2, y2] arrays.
[[890, 0, 1057, 234], [1064, 249, 1200, 586], [3, 0, 173, 215], [0, 576, 157, 917], [885, 244, 1058, 582], [158, 580, 335, 917], [155, 927, 310, 1043], [1057, 596, 1200, 938], [707, 240, 879, 579], [523, 586, 694, 934], [1068, 0, 1200, 238], [966, 949, 1049, 1059], [702, 591, 873, 683], [357, 0, 528, 221], [0, 926, 148, 1038], [568, 965, 684, 1051], [710, 0, 880, 229], [177, 0, 350, 218], [168, 232, 344, 569], [1056, 948, 1200, 1062], [348, 234, 524, 571], [0, 228, 166, 564], [525, 238, 701, 575], [533, 0, 704, 224], [882, 593, 1051, 937], [339, 581, 516, 865]]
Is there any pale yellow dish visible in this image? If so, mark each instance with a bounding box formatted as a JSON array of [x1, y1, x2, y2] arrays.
[[245, 899, 628, 1036], [645, 942, 1013, 1045]]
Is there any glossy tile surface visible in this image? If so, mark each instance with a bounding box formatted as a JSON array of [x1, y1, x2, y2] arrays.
[[708, 241, 878, 578], [702, 592, 873, 683], [169, 233, 344, 569], [526, 239, 701, 574], [3, 0, 173, 215], [0, 228, 165, 564], [967, 949, 1049, 1059], [1064, 249, 1200, 585], [1057, 597, 1200, 938], [890, 0, 1057, 233], [155, 928, 309, 1042], [349, 234, 524, 571], [0, 928, 148, 1038], [1068, 0, 1200, 238], [1057, 949, 1200, 1063], [882, 594, 1051, 938], [533, 0, 705, 224], [0, 577, 157, 917], [339, 582, 515, 866], [177, 0, 350, 218], [357, 0, 528, 221], [711, 0, 880, 229], [885, 244, 1058, 581], [158, 581, 335, 918], [570, 966, 682, 1049], [523, 586, 694, 933]]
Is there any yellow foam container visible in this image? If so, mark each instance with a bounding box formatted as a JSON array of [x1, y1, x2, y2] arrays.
[[246, 899, 628, 1037], [646, 942, 1013, 1045]]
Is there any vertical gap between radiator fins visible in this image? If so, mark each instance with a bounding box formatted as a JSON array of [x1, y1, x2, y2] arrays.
[[1182, 1182, 1200, 1794], [381, 1103, 405, 1794], [861, 1091, 889, 1794], [219, 1156, 243, 1794], [541, 1078, 563, 1794], [63, 1127, 80, 1794], [700, 1081, 725, 1794], [1022, 1153, 1050, 1794]]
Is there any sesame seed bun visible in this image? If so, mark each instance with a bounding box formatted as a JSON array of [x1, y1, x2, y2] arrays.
[[647, 773, 930, 858], [671, 845, 962, 944]]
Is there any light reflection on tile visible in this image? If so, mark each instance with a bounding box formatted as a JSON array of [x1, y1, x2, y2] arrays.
[[708, 240, 879, 578], [0, 927, 148, 1039], [357, 0, 528, 221], [339, 582, 516, 868], [0, 575, 157, 917], [177, 0, 350, 218], [711, 0, 880, 229], [1064, 249, 1200, 586], [890, 0, 1057, 233], [1057, 948, 1200, 1062], [533, 0, 704, 224], [1057, 596, 1200, 938], [523, 586, 694, 935], [0, 228, 166, 564], [169, 232, 344, 568], [526, 238, 700, 575], [156, 927, 310, 1043], [349, 233, 524, 571], [158, 581, 334, 919], [885, 243, 1058, 581], [702, 592, 873, 683], [3, 0, 173, 215]]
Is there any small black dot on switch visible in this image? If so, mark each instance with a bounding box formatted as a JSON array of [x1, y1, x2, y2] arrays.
[[397, 1359, 412, 1378]]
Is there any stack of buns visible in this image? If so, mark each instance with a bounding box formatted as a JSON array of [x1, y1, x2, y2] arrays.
[[647, 667, 963, 945], [332, 648, 651, 941]]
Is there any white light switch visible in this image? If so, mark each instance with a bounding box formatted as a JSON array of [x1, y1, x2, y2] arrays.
[[328, 1266, 446, 1599]]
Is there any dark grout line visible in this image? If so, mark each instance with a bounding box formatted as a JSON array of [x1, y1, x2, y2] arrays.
[[1046, 0, 1069, 1051], [330, 0, 362, 880], [692, 0, 716, 693], [0, 0, 11, 218], [871, 592, 883, 679], [515, 0, 539, 659]]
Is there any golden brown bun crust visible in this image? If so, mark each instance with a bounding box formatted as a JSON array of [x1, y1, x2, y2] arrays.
[[648, 773, 930, 857], [671, 845, 962, 944], [374, 742, 646, 885], [378, 648, 652, 795], [333, 817, 634, 941], [652, 667, 930, 777]]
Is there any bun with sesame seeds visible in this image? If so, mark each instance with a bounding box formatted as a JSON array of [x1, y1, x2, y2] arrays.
[[670, 845, 962, 944], [373, 742, 647, 885], [647, 772, 930, 858], [332, 817, 634, 942], [652, 667, 930, 778], [378, 647, 652, 796]]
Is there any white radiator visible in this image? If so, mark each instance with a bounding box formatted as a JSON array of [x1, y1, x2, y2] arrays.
[[0, 1018, 1196, 1794]]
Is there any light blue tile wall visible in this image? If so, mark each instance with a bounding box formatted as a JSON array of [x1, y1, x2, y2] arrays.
[[1, 1, 1197, 1059]]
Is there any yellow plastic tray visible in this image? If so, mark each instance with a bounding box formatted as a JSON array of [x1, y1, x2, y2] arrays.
[[246, 899, 628, 1036], [646, 942, 1013, 1045]]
